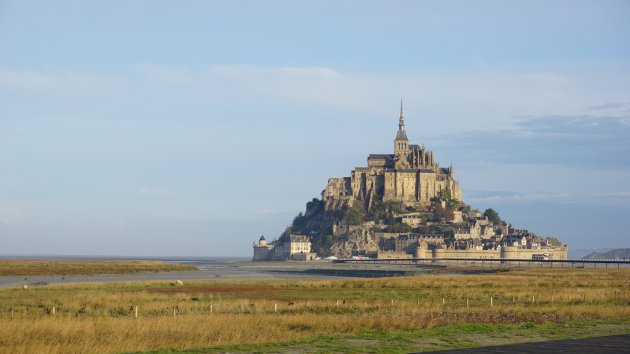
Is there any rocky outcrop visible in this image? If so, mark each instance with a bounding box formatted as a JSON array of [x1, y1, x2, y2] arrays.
[[329, 227, 380, 258]]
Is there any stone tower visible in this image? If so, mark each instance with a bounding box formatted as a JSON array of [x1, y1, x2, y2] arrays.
[[394, 99, 410, 169]]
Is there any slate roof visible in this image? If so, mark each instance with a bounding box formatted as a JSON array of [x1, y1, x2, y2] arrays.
[[395, 130, 408, 140], [368, 154, 394, 160]]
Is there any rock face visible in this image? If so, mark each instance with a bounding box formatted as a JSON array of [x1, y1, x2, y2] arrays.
[[328, 227, 379, 258]]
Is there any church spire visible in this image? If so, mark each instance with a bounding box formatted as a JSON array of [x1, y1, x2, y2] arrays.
[[399, 98, 405, 132], [395, 99, 408, 141]]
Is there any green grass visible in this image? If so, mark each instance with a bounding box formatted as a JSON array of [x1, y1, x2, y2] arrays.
[[1, 268, 628, 353], [141, 319, 630, 353]]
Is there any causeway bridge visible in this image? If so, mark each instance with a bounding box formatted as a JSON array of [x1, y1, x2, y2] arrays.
[[333, 257, 630, 269]]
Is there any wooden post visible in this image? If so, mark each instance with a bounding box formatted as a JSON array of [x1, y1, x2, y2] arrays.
[[512, 296, 515, 304], [532, 295, 535, 304], [173, 308, 176, 317], [11, 309, 14, 319], [391, 299, 394, 306], [466, 298, 469, 308], [336, 299, 339, 307], [210, 304, 213, 314], [52, 307, 55, 315], [490, 297, 493, 307], [274, 303, 277, 313], [442, 297, 445, 305], [135, 306, 138, 318]]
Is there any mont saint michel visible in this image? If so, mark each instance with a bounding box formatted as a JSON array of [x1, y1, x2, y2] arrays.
[[254, 103, 568, 261]]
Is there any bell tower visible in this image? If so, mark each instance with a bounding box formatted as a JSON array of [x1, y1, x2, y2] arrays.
[[394, 99, 409, 157]]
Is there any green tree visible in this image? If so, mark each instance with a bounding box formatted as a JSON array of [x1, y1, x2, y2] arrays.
[[441, 188, 452, 201], [433, 202, 445, 222], [443, 230, 455, 246], [444, 206, 455, 223], [278, 226, 292, 242], [483, 208, 501, 224], [383, 223, 412, 233], [292, 211, 307, 231], [343, 207, 364, 225]]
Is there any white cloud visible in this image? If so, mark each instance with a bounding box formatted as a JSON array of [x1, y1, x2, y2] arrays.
[[0, 69, 127, 96], [466, 192, 570, 204], [1, 64, 629, 133]]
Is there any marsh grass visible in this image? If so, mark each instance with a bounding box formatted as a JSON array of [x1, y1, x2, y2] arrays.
[[0, 260, 196, 276], [0, 268, 628, 353]]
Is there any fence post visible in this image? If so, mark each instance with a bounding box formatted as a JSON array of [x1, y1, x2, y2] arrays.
[[466, 298, 469, 308], [442, 297, 445, 305], [134, 306, 138, 318], [52, 307, 56, 315], [274, 303, 277, 313], [532, 295, 535, 304], [490, 297, 493, 307], [210, 304, 213, 314]]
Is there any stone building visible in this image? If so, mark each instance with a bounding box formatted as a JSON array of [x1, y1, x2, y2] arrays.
[[323, 101, 462, 211], [252, 235, 273, 261], [252, 234, 317, 261]]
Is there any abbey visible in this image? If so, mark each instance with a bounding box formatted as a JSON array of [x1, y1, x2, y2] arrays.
[[324, 102, 462, 211]]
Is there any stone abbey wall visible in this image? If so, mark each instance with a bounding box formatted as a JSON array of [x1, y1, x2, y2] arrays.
[[323, 105, 461, 211]]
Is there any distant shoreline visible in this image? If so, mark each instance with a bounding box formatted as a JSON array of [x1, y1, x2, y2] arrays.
[[0, 254, 250, 262]]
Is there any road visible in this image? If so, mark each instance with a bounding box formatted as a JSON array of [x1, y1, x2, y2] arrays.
[[430, 334, 630, 353]]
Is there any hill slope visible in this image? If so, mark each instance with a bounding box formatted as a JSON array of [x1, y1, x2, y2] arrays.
[[583, 248, 630, 260]]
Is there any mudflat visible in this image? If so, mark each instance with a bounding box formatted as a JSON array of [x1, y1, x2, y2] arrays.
[[0, 259, 440, 288]]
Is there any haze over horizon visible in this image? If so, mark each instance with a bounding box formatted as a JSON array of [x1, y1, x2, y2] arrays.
[[1, 1, 629, 257]]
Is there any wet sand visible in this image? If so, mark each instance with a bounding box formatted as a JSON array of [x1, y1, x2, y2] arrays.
[[0, 260, 437, 288]]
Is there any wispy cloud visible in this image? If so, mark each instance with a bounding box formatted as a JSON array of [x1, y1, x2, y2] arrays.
[[2, 65, 621, 133], [586, 102, 630, 112], [0, 69, 127, 97], [592, 191, 630, 198], [437, 115, 630, 170], [465, 190, 570, 204]]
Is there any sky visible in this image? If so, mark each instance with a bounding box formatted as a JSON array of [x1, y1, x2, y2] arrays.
[[1, 0, 629, 257]]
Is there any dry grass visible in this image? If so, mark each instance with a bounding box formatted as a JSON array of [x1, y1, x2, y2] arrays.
[[0, 260, 196, 275], [0, 268, 628, 353]]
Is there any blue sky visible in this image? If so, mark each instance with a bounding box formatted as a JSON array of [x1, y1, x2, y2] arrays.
[[1, 0, 629, 256]]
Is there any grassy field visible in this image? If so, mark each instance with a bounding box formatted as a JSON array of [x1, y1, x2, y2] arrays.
[[0, 268, 628, 353], [0, 260, 197, 275]]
